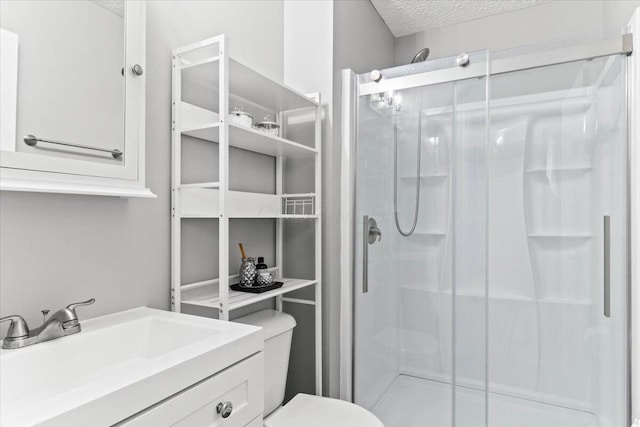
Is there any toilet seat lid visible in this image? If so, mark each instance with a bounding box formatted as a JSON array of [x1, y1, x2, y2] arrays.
[[264, 393, 383, 427]]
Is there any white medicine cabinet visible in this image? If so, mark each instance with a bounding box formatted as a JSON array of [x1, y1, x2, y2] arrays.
[[0, 1, 154, 198]]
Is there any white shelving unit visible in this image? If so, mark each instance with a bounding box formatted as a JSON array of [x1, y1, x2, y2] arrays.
[[171, 35, 322, 395]]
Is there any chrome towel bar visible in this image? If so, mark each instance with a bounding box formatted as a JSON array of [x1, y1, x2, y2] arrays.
[[23, 134, 123, 160]]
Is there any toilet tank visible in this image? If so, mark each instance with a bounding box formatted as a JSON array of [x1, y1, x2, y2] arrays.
[[235, 309, 296, 416]]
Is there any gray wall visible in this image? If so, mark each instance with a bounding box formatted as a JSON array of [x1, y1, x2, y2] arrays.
[[282, 0, 334, 400], [280, 0, 396, 400], [395, 0, 640, 64]]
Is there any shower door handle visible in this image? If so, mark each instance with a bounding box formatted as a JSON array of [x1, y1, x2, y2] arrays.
[[603, 215, 610, 318], [363, 215, 369, 293], [363, 216, 382, 293]]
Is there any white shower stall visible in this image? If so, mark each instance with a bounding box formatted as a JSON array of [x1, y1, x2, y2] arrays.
[[341, 21, 638, 427]]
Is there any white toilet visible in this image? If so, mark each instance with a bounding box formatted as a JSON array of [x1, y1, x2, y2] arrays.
[[236, 309, 383, 427]]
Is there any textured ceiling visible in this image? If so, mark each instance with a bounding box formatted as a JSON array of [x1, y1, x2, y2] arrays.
[[89, 0, 124, 17], [371, 0, 551, 37]]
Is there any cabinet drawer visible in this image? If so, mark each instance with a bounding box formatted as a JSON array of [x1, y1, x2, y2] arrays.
[[118, 353, 264, 427]]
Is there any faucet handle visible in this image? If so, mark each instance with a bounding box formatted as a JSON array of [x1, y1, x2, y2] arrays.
[[66, 298, 95, 316], [0, 315, 30, 339]]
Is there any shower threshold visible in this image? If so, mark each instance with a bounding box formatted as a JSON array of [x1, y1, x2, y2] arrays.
[[371, 375, 599, 427]]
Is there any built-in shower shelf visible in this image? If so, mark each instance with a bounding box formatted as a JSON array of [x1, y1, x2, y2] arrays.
[[400, 284, 442, 293], [412, 231, 447, 237], [400, 286, 531, 301], [538, 298, 592, 306], [400, 173, 448, 181], [399, 286, 593, 306], [525, 166, 592, 173], [527, 233, 592, 239]]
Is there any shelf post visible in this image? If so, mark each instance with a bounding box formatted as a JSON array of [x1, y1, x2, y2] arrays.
[[276, 111, 284, 312], [219, 35, 230, 321], [170, 50, 182, 312], [314, 94, 323, 396]]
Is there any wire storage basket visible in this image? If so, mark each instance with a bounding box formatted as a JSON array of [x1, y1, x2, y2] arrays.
[[282, 195, 315, 216]]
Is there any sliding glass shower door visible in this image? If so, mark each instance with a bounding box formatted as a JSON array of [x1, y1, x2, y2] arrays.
[[350, 43, 628, 427], [486, 53, 628, 427], [353, 51, 490, 427]]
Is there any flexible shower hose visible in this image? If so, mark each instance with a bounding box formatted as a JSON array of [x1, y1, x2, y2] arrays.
[[393, 109, 422, 236]]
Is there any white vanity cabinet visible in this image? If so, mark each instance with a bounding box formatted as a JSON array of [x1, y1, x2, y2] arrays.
[[0, 1, 154, 198], [117, 352, 264, 427], [0, 308, 263, 427], [118, 353, 264, 427]]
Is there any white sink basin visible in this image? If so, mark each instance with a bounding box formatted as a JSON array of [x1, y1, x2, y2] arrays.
[[0, 307, 263, 426]]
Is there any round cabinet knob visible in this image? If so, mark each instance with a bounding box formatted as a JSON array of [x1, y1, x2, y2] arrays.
[[216, 401, 233, 418], [370, 69, 382, 82], [131, 64, 144, 76]]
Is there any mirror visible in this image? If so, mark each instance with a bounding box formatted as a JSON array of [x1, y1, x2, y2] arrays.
[[0, 0, 125, 165]]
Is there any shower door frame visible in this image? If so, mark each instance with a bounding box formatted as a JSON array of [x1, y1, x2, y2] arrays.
[[340, 28, 639, 424]]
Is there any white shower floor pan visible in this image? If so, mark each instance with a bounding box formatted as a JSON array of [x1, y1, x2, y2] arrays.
[[371, 375, 599, 427]]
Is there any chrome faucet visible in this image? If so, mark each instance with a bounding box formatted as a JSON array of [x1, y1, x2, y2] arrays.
[[0, 298, 95, 350]]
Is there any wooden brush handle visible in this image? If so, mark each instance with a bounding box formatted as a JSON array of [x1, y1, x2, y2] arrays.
[[239, 243, 247, 259]]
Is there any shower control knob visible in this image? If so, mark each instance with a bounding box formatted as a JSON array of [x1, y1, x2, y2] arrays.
[[370, 69, 382, 82], [368, 217, 382, 244], [131, 64, 144, 76], [456, 53, 470, 67], [217, 401, 233, 418]]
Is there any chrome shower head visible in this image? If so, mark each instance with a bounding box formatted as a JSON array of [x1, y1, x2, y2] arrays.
[[411, 48, 430, 63]]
